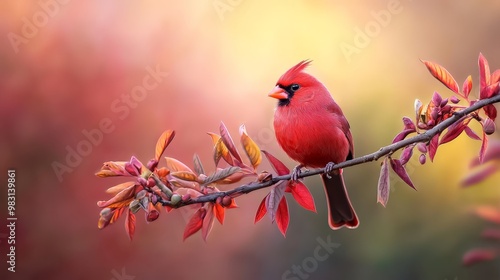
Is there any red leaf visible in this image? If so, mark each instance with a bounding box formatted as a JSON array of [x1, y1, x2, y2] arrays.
[[399, 146, 413, 165], [481, 82, 500, 100], [421, 59, 459, 93], [439, 118, 468, 145], [464, 126, 481, 140], [463, 248, 496, 266], [462, 75, 473, 98], [392, 129, 415, 144], [262, 150, 290, 175], [254, 195, 268, 223], [377, 158, 390, 207], [428, 134, 439, 161], [276, 197, 289, 237], [289, 181, 316, 212], [125, 209, 136, 241], [219, 122, 243, 163], [479, 131, 489, 163], [475, 206, 500, 224], [483, 104, 497, 121], [479, 53, 491, 93], [202, 204, 215, 241], [390, 159, 416, 189], [239, 124, 262, 170], [214, 203, 225, 224], [491, 69, 500, 84], [461, 164, 498, 187], [183, 208, 204, 241], [155, 130, 176, 161]]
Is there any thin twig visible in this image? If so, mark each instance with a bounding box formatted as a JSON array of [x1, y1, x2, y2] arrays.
[[160, 94, 500, 207]]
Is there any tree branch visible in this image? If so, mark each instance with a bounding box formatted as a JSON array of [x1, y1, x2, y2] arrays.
[[160, 94, 500, 208]]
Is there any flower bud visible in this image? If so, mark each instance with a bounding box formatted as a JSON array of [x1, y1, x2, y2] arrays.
[[450, 96, 460, 104], [147, 159, 158, 171], [419, 154, 426, 165], [146, 205, 160, 222], [137, 177, 148, 187], [221, 196, 232, 207], [100, 207, 112, 217], [483, 117, 496, 135], [150, 194, 158, 205], [170, 194, 182, 205], [417, 143, 427, 153], [146, 177, 156, 188]]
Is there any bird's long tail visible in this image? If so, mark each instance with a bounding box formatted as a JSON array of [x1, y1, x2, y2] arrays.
[[321, 172, 359, 229]]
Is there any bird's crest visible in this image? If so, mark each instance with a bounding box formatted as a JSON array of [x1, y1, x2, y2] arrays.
[[277, 60, 312, 86]]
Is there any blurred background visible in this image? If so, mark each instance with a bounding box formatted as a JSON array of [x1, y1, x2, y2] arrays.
[[1, 0, 500, 279]]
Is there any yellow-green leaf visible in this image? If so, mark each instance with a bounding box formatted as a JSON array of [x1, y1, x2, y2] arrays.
[[208, 132, 233, 166], [171, 171, 199, 182], [239, 125, 262, 169]]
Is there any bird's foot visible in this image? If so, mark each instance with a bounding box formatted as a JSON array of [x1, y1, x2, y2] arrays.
[[291, 164, 304, 181], [324, 162, 338, 179]]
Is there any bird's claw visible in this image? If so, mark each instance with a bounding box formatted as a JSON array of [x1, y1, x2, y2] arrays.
[[325, 162, 336, 179], [291, 164, 304, 182]]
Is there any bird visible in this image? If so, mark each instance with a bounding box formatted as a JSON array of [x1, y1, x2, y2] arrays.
[[268, 60, 359, 229]]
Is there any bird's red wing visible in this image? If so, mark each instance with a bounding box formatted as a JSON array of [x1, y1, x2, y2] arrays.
[[327, 103, 354, 160]]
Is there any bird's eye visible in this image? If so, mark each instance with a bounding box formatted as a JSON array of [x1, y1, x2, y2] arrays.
[[290, 84, 300, 92]]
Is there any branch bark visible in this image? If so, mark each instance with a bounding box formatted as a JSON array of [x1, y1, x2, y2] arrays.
[[160, 94, 500, 208]]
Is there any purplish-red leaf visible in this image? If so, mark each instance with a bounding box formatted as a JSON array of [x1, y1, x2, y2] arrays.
[[220, 122, 243, 163], [390, 159, 416, 190], [479, 131, 489, 163], [428, 134, 440, 162], [440, 118, 468, 145]]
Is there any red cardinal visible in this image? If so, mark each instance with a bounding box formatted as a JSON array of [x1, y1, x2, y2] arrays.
[[268, 60, 359, 229]]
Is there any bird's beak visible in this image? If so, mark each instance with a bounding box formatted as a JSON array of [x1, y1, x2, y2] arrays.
[[268, 86, 288, 100]]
